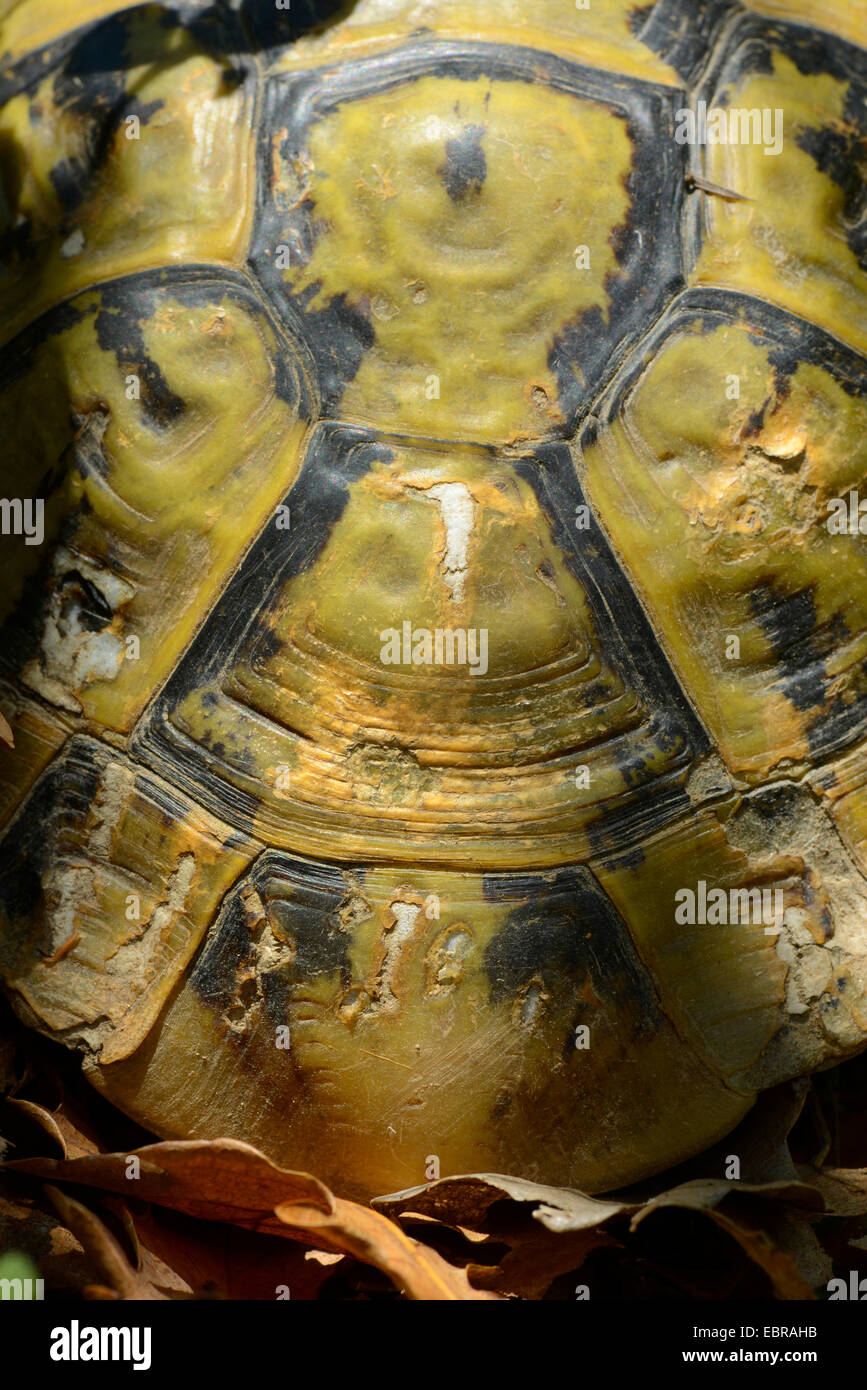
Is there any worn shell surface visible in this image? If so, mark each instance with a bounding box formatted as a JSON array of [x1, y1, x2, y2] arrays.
[[0, 0, 866, 1201]]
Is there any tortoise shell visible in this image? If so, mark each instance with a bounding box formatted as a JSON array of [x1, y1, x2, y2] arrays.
[[1, 0, 866, 1201]]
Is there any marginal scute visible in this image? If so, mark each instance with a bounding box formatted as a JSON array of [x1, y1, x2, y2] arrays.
[[598, 783, 867, 1095], [810, 737, 867, 878], [0, 679, 73, 831], [0, 736, 254, 1063]]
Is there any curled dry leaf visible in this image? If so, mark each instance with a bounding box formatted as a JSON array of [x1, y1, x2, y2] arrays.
[[754, 1205, 834, 1292], [5, 1097, 68, 1157], [374, 1175, 632, 1298], [3, 1139, 332, 1235], [273, 1195, 499, 1300], [695, 1207, 816, 1300], [3, 1092, 130, 1161], [628, 1176, 824, 1226], [44, 1185, 165, 1301], [629, 1185, 818, 1300], [374, 1169, 827, 1299], [374, 1173, 629, 1234], [374, 1171, 822, 1231], [467, 1228, 621, 1298], [703, 1080, 811, 1184]]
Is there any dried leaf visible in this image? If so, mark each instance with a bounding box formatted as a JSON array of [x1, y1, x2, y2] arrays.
[[127, 1203, 350, 1301], [32, 1096, 108, 1160], [375, 1167, 828, 1298], [45, 1185, 163, 1301], [804, 1166, 867, 1217], [760, 1207, 833, 1290], [700, 1207, 815, 1300], [3, 1139, 333, 1234], [374, 1173, 628, 1233], [5, 1097, 67, 1157], [273, 1195, 498, 1300], [468, 1228, 620, 1298], [713, 1080, 810, 1184], [375, 1174, 633, 1298], [629, 1176, 823, 1228], [0, 1177, 93, 1294], [3, 1139, 496, 1299]]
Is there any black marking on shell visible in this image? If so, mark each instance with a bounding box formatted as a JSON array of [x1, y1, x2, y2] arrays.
[[57, 570, 113, 633], [752, 586, 867, 771], [590, 288, 867, 417], [0, 295, 90, 391], [94, 285, 186, 431], [796, 100, 867, 273], [700, 12, 867, 90], [187, 890, 250, 1013], [0, 2, 251, 108], [761, 19, 867, 84], [237, 0, 348, 52], [265, 877, 353, 984], [482, 865, 661, 1043], [188, 853, 354, 1030], [628, 0, 736, 82], [439, 122, 487, 200], [47, 157, 91, 212], [49, 14, 127, 118], [628, 3, 657, 37], [46, 18, 166, 212], [750, 583, 826, 715], [0, 740, 102, 928], [48, 96, 164, 212]]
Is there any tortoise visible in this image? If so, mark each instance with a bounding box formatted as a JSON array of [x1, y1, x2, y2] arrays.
[[0, 0, 866, 1205]]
